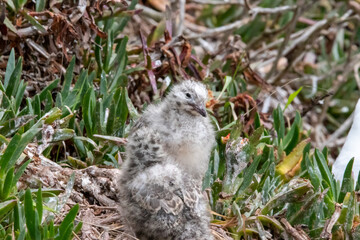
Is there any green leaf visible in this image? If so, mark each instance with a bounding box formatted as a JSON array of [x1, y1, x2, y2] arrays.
[[67, 156, 87, 169], [103, 30, 114, 73], [276, 139, 310, 179], [36, 188, 43, 223], [147, 20, 165, 47], [73, 221, 83, 234], [304, 154, 321, 190], [82, 88, 96, 137], [254, 112, 261, 129], [273, 105, 285, 141], [99, 72, 107, 96], [235, 155, 261, 195], [0, 115, 35, 137], [0, 199, 16, 219], [51, 129, 75, 142], [35, 0, 46, 12], [5, 57, 22, 97], [261, 179, 313, 215], [113, 87, 128, 136], [0, 133, 21, 176], [24, 189, 41, 240], [14, 202, 22, 234], [22, 10, 47, 34], [43, 107, 62, 124], [284, 87, 302, 111], [288, 190, 321, 224], [111, 37, 129, 88], [13, 160, 31, 187], [59, 223, 74, 240], [338, 158, 354, 203], [33, 95, 41, 119], [57, 204, 79, 238], [0, 113, 47, 176], [283, 111, 301, 154], [3, 17, 17, 33], [94, 36, 103, 72], [44, 90, 54, 112], [15, 80, 26, 112], [1, 167, 14, 199], [315, 149, 337, 201], [217, 76, 232, 100], [13, 0, 27, 11], [4, 49, 15, 88], [115, 0, 138, 32], [62, 57, 75, 99], [39, 79, 60, 101]]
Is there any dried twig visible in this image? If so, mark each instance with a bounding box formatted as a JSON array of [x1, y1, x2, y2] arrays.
[[177, 0, 186, 36], [281, 218, 311, 240], [185, 18, 250, 39], [322, 112, 355, 148], [271, 17, 334, 83], [249, 5, 296, 15], [266, 0, 308, 79], [132, 2, 164, 22], [320, 203, 342, 239], [189, 0, 244, 5]]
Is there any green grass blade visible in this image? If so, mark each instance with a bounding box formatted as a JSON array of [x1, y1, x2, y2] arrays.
[[338, 158, 354, 203], [284, 87, 302, 111], [4, 49, 15, 88], [35, 0, 46, 12], [62, 57, 75, 99], [82, 88, 96, 137], [25, 189, 40, 240], [5, 57, 22, 97], [315, 149, 337, 201], [0, 199, 16, 219], [36, 188, 43, 223], [58, 204, 79, 236], [13, 160, 31, 187], [1, 167, 14, 200], [235, 155, 261, 196]]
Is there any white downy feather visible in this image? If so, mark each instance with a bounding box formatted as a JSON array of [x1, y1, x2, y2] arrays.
[[332, 99, 360, 184]]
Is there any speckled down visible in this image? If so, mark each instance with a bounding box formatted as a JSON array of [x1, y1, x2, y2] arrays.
[[118, 80, 215, 239], [119, 162, 213, 240]]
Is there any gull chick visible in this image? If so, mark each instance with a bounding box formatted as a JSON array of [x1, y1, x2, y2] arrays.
[[119, 80, 215, 239], [125, 80, 215, 179]]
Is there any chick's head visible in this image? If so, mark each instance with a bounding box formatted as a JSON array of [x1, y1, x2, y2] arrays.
[[166, 81, 208, 117]]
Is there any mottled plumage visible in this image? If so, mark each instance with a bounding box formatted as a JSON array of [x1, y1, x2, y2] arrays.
[[120, 163, 212, 239], [119, 81, 215, 239]]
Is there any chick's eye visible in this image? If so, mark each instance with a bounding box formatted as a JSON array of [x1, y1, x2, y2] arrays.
[[185, 93, 191, 99]]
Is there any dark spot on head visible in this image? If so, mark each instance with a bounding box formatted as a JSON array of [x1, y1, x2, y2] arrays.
[[138, 143, 142, 148], [152, 146, 159, 152], [176, 101, 181, 106], [144, 144, 149, 150], [150, 138, 156, 144], [135, 151, 144, 160], [144, 160, 158, 167], [129, 161, 138, 169], [130, 145, 136, 150]]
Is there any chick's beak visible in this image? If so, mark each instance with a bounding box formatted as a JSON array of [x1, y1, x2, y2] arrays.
[[192, 104, 207, 117]]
